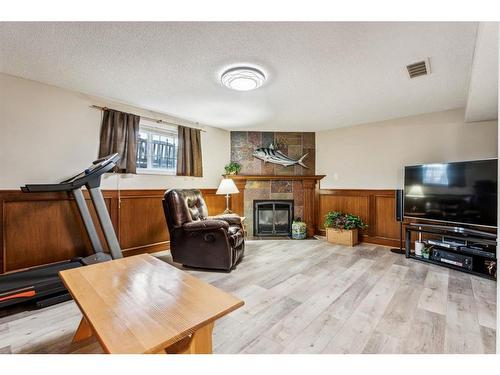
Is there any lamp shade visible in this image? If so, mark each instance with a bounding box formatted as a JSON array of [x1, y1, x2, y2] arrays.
[[216, 178, 239, 195], [406, 185, 424, 198]]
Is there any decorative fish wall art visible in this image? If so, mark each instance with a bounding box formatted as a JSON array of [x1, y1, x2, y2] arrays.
[[252, 144, 308, 168]]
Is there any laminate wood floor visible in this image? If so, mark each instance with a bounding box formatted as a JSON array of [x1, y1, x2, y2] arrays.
[[0, 240, 496, 354]]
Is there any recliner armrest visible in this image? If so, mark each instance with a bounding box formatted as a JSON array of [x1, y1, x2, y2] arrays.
[[183, 220, 229, 232], [209, 214, 242, 226]]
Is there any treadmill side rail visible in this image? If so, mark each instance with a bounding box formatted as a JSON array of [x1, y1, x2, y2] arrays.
[[73, 188, 105, 253], [88, 187, 123, 259]]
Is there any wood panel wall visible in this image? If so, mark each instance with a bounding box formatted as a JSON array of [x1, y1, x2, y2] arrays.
[[0, 189, 226, 274], [1, 187, 400, 274], [316, 189, 399, 247]]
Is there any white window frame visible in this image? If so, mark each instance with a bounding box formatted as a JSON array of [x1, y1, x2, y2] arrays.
[[423, 163, 449, 186], [136, 118, 178, 176]]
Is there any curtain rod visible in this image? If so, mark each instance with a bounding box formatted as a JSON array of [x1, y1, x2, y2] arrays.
[[90, 105, 207, 132]]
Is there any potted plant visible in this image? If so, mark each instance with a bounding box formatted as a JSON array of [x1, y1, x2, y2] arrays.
[[224, 161, 241, 175], [291, 218, 307, 240], [324, 211, 367, 246], [421, 245, 431, 259]]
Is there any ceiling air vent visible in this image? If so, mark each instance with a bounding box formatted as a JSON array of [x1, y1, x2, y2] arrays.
[[406, 59, 430, 79]]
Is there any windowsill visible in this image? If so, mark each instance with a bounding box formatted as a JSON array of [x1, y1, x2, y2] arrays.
[[136, 169, 177, 176]]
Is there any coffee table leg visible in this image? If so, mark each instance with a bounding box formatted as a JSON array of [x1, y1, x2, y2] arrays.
[[163, 322, 214, 354], [72, 316, 94, 344]]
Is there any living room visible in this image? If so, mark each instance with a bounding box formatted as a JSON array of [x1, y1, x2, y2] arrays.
[[1, 1, 499, 373]]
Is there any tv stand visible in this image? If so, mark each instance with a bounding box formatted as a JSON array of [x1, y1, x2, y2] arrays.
[[407, 222, 497, 239], [405, 223, 497, 280]]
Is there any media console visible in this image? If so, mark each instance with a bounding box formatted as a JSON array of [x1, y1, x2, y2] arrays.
[[405, 223, 497, 280]]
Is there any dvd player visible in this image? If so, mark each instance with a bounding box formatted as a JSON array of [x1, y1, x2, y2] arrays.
[[431, 249, 473, 270], [427, 239, 460, 250], [458, 246, 496, 259], [426, 240, 496, 259]]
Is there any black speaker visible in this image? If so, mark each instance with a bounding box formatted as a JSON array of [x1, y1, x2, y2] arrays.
[[395, 189, 404, 222], [390, 189, 404, 254]]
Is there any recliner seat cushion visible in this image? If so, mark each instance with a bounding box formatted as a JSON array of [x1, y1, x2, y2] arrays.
[[183, 220, 229, 232], [209, 214, 242, 226]]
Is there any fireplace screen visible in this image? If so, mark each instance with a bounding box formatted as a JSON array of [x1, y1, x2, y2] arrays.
[[253, 200, 294, 236]]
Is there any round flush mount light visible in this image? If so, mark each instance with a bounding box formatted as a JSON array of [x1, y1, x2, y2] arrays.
[[220, 66, 266, 91]]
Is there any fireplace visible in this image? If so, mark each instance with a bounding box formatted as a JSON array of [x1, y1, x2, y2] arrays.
[[253, 200, 294, 237]]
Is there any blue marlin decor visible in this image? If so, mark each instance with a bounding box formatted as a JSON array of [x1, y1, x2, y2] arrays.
[[252, 144, 308, 168]]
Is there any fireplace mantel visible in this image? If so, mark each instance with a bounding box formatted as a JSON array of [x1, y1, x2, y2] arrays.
[[226, 174, 325, 237], [227, 175, 325, 182]]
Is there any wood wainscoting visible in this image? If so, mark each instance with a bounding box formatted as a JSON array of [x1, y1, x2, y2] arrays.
[[1, 187, 399, 273], [316, 189, 400, 247], [0, 189, 226, 274]]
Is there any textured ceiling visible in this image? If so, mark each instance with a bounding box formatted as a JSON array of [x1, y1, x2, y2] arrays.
[[0, 22, 479, 131]]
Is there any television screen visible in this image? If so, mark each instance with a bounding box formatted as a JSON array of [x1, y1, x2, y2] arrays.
[[404, 159, 498, 228]]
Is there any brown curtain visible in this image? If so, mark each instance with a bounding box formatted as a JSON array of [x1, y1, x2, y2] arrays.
[[177, 126, 203, 177], [98, 109, 140, 174]]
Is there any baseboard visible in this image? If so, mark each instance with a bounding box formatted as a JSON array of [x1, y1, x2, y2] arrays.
[[122, 241, 171, 257]]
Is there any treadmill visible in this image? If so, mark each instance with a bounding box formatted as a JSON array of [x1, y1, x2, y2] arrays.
[[0, 154, 123, 309]]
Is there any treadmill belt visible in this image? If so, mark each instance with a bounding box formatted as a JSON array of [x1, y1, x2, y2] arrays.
[[0, 260, 81, 292], [0, 260, 82, 305]]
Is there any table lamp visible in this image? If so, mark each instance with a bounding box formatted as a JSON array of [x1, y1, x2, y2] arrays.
[[216, 178, 239, 214]]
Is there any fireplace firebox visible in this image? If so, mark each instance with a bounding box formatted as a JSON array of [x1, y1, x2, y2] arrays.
[[253, 200, 294, 237]]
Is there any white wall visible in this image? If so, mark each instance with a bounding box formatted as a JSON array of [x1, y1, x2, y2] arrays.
[[2, 74, 497, 192], [464, 22, 498, 123], [0, 74, 230, 189], [316, 108, 498, 189]]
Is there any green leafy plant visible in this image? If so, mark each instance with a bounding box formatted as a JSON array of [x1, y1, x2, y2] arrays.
[[421, 245, 431, 259], [224, 161, 241, 175], [324, 211, 367, 230]]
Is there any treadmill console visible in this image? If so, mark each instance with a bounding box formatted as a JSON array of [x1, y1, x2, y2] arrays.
[[21, 153, 120, 192]]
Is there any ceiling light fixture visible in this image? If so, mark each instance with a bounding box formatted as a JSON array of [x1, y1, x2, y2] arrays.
[[220, 66, 266, 91]]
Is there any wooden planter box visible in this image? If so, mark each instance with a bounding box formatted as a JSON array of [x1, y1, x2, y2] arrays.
[[326, 228, 359, 247]]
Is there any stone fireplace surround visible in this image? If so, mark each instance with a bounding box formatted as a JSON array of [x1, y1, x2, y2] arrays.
[[227, 175, 325, 238]]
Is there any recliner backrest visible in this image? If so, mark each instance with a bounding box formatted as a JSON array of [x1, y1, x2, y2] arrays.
[[163, 189, 209, 228]]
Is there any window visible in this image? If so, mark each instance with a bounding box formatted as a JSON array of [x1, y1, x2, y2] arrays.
[[423, 163, 449, 185], [136, 119, 178, 175]]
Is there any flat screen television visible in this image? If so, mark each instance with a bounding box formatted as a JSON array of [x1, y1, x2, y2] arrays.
[[404, 159, 498, 228]]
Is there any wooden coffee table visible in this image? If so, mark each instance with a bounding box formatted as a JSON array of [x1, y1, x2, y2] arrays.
[[59, 254, 244, 354]]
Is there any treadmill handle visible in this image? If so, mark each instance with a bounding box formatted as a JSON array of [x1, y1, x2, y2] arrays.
[[21, 182, 74, 193], [92, 156, 109, 165]]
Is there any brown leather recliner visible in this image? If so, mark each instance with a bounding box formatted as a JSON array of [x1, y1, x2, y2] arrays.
[[162, 189, 245, 271]]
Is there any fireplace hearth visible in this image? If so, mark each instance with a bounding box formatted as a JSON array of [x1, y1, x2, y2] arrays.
[[253, 200, 294, 237]]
